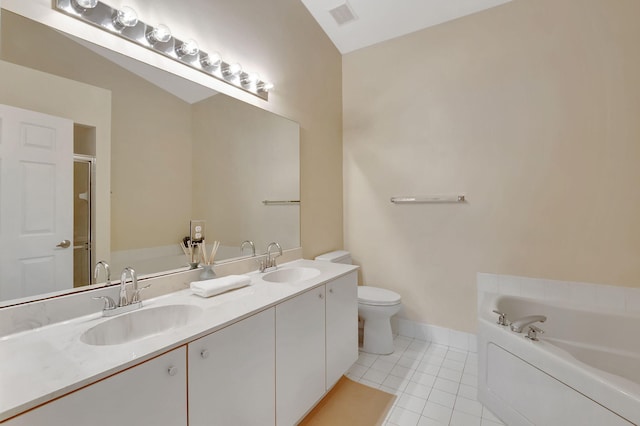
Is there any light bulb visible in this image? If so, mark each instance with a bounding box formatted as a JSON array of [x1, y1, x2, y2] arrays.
[[176, 39, 199, 57], [258, 81, 274, 93], [146, 24, 172, 44], [223, 63, 242, 77], [242, 72, 260, 87], [72, 0, 98, 10], [113, 6, 138, 29], [200, 52, 222, 68]]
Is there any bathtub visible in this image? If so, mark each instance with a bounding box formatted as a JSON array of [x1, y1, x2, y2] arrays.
[[478, 293, 640, 425]]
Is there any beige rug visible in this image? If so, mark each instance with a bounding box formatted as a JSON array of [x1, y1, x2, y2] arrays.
[[299, 376, 396, 426]]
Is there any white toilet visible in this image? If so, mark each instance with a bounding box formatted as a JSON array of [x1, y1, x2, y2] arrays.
[[315, 250, 402, 355]]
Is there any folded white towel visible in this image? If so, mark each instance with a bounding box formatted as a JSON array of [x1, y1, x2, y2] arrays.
[[190, 274, 251, 298]]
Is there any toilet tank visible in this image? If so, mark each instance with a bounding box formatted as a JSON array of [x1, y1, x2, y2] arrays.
[[314, 250, 352, 265]]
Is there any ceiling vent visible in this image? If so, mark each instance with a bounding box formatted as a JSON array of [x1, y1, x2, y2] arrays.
[[329, 3, 358, 26]]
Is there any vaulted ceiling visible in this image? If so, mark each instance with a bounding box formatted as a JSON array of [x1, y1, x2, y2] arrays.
[[300, 0, 513, 54]]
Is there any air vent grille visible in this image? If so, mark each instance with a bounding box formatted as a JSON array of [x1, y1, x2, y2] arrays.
[[329, 3, 357, 26]]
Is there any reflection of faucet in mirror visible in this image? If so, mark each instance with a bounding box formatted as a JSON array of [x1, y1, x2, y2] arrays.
[[241, 240, 256, 257], [93, 261, 111, 285]]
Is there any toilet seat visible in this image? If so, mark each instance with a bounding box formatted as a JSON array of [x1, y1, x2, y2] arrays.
[[358, 286, 401, 306]]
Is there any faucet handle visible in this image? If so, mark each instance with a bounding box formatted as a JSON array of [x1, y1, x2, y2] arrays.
[[93, 296, 116, 311], [525, 325, 544, 341], [131, 284, 151, 304], [492, 310, 509, 326]]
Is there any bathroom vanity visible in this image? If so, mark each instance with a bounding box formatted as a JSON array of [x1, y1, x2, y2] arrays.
[[0, 260, 358, 425]]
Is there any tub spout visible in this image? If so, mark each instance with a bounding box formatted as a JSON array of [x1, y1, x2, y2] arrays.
[[510, 315, 546, 333]]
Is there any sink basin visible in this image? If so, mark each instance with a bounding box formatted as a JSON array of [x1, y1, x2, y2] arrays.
[[262, 267, 321, 283], [81, 304, 203, 346]]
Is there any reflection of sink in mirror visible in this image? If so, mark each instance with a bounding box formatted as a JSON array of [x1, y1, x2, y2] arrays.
[[80, 305, 203, 346], [262, 267, 321, 283]]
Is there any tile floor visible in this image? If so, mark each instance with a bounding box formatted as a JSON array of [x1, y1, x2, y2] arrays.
[[346, 336, 505, 426]]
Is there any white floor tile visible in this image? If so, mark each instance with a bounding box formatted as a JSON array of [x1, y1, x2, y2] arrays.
[[347, 363, 369, 378], [382, 374, 410, 391], [442, 358, 465, 372], [362, 368, 389, 384], [433, 377, 459, 395], [404, 381, 432, 399], [411, 371, 437, 387], [422, 401, 453, 424], [445, 350, 467, 363], [457, 384, 478, 401], [418, 416, 448, 426], [388, 406, 422, 426], [391, 364, 414, 379], [428, 389, 456, 408], [357, 352, 378, 367], [449, 410, 482, 426], [438, 367, 463, 383], [454, 396, 483, 417], [371, 358, 398, 374], [351, 335, 505, 426], [397, 394, 428, 414]]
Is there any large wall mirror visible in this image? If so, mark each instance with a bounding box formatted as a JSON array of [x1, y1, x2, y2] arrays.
[[0, 10, 300, 306]]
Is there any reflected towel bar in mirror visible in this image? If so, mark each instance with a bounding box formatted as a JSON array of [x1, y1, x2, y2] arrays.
[[262, 200, 301, 205]]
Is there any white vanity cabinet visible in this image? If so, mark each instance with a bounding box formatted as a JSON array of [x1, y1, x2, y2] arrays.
[[275, 270, 358, 425], [5, 347, 187, 426], [325, 272, 358, 389], [187, 308, 276, 426], [276, 285, 326, 426]]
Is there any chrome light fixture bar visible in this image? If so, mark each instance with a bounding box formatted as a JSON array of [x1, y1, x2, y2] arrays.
[[56, 0, 273, 100]]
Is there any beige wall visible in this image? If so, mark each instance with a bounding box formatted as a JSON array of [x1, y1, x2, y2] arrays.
[[343, 0, 640, 332], [3, 0, 344, 259]]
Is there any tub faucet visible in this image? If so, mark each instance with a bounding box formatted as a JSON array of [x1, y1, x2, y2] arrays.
[[93, 260, 111, 285], [510, 315, 547, 333]]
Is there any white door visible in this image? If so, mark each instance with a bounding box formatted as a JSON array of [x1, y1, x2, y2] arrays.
[[0, 104, 73, 301], [326, 272, 358, 389]]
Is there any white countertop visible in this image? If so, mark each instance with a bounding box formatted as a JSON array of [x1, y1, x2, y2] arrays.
[[0, 259, 358, 421]]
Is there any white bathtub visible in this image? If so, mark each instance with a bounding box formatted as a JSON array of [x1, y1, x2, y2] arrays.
[[478, 293, 640, 425]]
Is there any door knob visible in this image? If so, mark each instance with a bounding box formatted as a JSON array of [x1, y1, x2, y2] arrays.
[[56, 240, 71, 248]]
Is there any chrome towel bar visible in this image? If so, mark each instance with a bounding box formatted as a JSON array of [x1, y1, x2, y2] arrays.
[[390, 195, 465, 204]]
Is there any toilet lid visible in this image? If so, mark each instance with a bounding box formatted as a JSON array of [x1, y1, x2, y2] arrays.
[[358, 286, 401, 306]]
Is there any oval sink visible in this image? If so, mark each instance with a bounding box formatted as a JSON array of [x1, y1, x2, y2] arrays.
[[262, 267, 321, 283], [81, 304, 203, 346]]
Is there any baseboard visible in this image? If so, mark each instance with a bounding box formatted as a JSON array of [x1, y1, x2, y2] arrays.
[[391, 317, 477, 353]]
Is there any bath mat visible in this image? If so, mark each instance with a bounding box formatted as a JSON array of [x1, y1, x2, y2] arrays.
[[299, 376, 396, 426]]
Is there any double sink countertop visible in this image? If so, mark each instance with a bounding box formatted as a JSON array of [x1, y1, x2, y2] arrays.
[[0, 259, 358, 422]]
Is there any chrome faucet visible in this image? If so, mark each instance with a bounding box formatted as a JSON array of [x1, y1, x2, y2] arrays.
[[259, 242, 282, 273], [93, 267, 149, 317], [120, 267, 138, 306], [241, 240, 256, 257], [93, 260, 111, 285], [510, 315, 546, 333]]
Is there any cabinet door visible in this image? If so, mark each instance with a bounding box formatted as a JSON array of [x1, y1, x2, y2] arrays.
[[326, 271, 358, 388], [6, 347, 187, 426], [188, 308, 275, 426], [276, 287, 326, 426]]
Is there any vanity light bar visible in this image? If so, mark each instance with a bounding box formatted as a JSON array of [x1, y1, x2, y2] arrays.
[[55, 0, 273, 101]]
